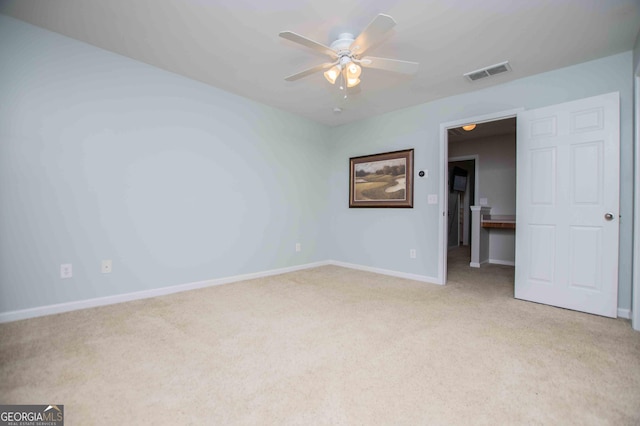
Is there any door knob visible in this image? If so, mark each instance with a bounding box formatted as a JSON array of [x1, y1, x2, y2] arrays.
[[604, 213, 614, 221]]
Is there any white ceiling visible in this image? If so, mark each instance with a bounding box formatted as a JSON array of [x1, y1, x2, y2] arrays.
[[448, 118, 516, 144], [1, 0, 639, 127]]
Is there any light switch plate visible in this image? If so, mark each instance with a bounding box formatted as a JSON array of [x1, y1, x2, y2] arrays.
[[428, 194, 438, 204]]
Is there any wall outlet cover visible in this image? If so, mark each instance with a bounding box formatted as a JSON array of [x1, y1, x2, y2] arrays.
[[60, 263, 73, 279]]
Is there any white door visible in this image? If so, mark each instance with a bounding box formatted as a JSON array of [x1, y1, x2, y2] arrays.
[[515, 92, 620, 317]]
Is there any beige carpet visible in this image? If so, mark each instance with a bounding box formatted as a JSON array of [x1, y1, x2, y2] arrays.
[[1, 252, 640, 425]]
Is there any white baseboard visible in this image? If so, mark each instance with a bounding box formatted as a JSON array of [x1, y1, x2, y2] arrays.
[[489, 259, 516, 266], [470, 260, 489, 268], [3, 259, 626, 323], [617, 308, 632, 319], [328, 260, 441, 285], [0, 261, 331, 323]]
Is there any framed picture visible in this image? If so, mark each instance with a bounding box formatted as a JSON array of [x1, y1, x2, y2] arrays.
[[349, 149, 414, 208]]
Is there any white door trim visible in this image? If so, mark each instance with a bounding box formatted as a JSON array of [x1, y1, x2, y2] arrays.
[[438, 108, 523, 285], [449, 155, 479, 246], [633, 74, 640, 330], [448, 155, 480, 206]]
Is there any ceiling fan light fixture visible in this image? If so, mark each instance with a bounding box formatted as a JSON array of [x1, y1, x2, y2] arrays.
[[347, 77, 361, 88], [347, 62, 361, 78], [462, 124, 476, 131], [344, 61, 362, 87], [280, 14, 419, 93], [324, 65, 341, 84]]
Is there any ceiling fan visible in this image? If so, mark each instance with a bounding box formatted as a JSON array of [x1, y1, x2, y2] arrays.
[[279, 14, 419, 92]]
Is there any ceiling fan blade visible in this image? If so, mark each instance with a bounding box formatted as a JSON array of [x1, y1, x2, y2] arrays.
[[349, 14, 396, 56], [279, 31, 337, 59], [284, 62, 335, 81], [359, 57, 419, 74]]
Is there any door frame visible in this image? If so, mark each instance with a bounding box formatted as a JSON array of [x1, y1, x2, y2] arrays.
[[438, 108, 523, 285], [633, 74, 640, 330], [448, 155, 479, 246]]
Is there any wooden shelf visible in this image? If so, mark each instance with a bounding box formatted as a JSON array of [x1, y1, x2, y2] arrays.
[[481, 215, 516, 230], [482, 221, 516, 229]]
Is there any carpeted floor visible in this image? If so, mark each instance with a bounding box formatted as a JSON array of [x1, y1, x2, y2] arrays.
[[1, 250, 639, 425]]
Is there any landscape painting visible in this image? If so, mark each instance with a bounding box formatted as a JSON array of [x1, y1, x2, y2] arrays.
[[349, 149, 414, 208]]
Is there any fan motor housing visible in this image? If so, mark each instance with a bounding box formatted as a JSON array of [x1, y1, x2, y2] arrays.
[[330, 33, 356, 56]]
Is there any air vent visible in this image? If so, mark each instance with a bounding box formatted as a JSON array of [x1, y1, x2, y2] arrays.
[[464, 61, 511, 82]]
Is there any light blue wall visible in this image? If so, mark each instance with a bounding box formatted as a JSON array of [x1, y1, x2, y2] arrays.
[[327, 52, 634, 310], [0, 15, 330, 312], [0, 14, 635, 315], [632, 29, 639, 327], [634, 29, 640, 74]]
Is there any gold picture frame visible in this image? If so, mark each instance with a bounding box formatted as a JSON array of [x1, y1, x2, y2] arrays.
[[349, 149, 414, 208]]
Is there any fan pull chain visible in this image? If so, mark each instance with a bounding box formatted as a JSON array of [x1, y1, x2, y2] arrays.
[[341, 68, 347, 99]]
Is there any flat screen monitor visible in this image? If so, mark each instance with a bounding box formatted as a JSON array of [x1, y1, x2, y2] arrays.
[[451, 166, 468, 192], [452, 174, 467, 192]]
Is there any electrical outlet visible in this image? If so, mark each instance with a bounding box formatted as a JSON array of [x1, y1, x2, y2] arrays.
[[60, 263, 73, 279], [409, 249, 417, 259], [101, 259, 112, 274], [295, 243, 301, 252]]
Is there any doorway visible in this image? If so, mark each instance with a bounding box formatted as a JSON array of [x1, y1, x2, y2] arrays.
[[447, 158, 476, 250], [438, 93, 620, 319], [438, 110, 521, 285]]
